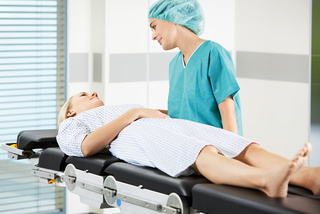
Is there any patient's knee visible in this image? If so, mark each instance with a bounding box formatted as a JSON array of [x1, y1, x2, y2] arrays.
[[196, 146, 219, 164], [200, 145, 218, 155], [193, 146, 219, 174]]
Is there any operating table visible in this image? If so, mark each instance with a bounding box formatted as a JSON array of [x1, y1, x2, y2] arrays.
[[2, 129, 320, 214]]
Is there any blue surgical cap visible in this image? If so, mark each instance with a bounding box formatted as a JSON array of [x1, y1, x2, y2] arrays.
[[148, 0, 205, 35]]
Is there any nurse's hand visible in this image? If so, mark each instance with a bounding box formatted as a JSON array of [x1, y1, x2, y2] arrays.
[[134, 108, 170, 119]]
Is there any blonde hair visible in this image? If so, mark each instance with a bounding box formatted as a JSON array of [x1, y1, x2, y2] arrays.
[[58, 95, 75, 125]]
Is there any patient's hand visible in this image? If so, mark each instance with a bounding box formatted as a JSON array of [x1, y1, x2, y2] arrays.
[[135, 108, 170, 119]]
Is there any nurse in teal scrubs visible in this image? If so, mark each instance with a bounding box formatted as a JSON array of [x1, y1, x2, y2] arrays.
[[149, 0, 243, 135]]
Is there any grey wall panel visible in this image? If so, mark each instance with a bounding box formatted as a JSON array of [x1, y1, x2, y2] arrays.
[[236, 52, 309, 83], [93, 53, 102, 82], [109, 51, 309, 83], [149, 52, 176, 81], [109, 52, 176, 83], [109, 53, 147, 82], [69, 53, 89, 82]]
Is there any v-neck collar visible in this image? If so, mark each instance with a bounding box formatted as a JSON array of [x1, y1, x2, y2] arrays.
[[182, 40, 208, 68]]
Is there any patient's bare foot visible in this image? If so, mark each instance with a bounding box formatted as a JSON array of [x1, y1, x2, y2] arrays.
[[303, 143, 319, 195], [294, 143, 312, 164], [288, 143, 320, 195], [309, 167, 320, 195], [301, 143, 320, 196], [261, 144, 310, 198]]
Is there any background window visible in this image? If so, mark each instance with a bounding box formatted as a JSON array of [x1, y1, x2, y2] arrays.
[[0, 0, 66, 213]]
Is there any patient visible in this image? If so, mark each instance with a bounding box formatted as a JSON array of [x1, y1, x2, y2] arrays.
[[57, 92, 320, 198]]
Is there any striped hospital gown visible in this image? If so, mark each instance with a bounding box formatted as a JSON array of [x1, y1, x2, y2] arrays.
[[57, 105, 253, 177]]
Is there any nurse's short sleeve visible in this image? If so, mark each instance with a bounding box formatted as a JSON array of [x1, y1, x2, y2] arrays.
[[56, 118, 90, 157], [208, 46, 240, 105]]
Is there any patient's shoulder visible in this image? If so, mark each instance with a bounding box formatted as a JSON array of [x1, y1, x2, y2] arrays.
[[58, 117, 88, 132]]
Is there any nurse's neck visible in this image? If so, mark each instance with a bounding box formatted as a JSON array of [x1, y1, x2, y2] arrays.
[[176, 27, 206, 66]]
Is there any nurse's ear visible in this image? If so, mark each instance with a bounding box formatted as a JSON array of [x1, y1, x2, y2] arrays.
[[66, 110, 76, 118]]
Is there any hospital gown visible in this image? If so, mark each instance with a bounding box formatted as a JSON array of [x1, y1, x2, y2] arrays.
[[57, 105, 252, 177]]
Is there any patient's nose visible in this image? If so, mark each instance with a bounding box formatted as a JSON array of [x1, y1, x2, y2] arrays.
[[91, 92, 98, 97]]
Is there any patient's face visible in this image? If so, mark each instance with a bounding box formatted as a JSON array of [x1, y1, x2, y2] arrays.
[[69, 92, 104, 116]]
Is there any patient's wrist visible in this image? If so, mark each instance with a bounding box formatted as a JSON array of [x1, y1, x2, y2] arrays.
[[128, 108, 143, 121]]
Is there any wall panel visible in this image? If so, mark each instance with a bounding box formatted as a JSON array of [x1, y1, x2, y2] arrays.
[[235, 0, 311, 159]]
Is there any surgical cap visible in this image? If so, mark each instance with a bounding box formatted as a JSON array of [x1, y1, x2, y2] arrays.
[[148, 0, 205, 35]]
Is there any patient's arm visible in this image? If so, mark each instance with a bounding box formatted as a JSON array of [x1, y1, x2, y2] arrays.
[[81, 108, 169, 156]]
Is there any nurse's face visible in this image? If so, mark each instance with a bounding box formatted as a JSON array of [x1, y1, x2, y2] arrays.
[[149, 18, 177, 50], [67, 92, 104, 117]]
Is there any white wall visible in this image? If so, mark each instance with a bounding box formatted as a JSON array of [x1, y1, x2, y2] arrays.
[[68, 0, 105, 101], [235, 0, 310, 55], [235, 0, 311, 158], [104, 0, 148, 107]]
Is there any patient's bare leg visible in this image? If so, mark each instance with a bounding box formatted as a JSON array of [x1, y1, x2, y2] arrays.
[[194, 145, 305, 198], [235, 143, 320, 195]]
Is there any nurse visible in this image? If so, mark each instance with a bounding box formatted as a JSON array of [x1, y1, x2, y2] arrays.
[[149, 0, 243, 135]]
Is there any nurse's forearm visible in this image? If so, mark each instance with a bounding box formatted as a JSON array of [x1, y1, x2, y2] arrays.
[[219, 95, 238, 135], [221, 114, 238, 134]]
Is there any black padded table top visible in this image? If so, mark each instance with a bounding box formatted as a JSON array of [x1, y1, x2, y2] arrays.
[[38, 147, 121, 175], [17, 129, 58, 150], [38, 147, 68, 171], [192, 183, 320, 214], [105, 162, 210, 197], [66, 152, 120, 175], [289, 185, 320, 200]]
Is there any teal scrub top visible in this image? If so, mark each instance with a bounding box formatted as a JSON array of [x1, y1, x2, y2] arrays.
[[168, 40, 243, 136]]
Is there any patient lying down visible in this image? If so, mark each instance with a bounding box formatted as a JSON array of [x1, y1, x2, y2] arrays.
[[56, 92, 320, 198]]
